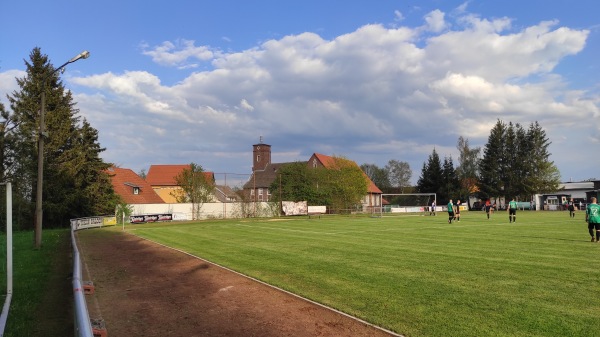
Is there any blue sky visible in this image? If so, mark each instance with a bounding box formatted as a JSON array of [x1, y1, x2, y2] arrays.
[[1, 0, 599, 186]]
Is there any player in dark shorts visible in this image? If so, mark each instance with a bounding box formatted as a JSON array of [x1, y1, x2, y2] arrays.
[[586, 197, 600, 242], [455, 200, 461, 222], [447, 199, 454, 224], [568, 199, 575, 218], [485, 200, 492, 219], [508, 198, 517, 223]]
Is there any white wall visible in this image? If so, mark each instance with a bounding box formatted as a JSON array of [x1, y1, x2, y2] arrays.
[[129, 202, 278, 220]]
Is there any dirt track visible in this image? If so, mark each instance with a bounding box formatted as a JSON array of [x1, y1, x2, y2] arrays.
[[76, 228, 400, 337]]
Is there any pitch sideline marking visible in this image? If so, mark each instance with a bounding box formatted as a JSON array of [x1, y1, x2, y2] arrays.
[[129, 232, 404, 337]]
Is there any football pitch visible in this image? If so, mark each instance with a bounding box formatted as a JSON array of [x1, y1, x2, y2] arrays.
[[129, 210, 599, 337]]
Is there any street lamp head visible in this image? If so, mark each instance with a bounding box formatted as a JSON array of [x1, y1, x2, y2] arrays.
[[68, 50, 90, 63]]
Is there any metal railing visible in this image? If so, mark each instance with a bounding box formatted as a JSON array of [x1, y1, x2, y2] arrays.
[[71, 226, 94, 337], [0, 183, 12, 337]]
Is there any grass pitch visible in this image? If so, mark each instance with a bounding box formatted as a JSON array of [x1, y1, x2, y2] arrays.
[[128, 210, 598, 337]]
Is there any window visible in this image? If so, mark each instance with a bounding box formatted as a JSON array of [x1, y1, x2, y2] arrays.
[[133, 187, 140, 195]]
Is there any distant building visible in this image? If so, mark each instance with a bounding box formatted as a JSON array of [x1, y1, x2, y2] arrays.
[[213, 185, 242, 203], [244, 142, 382, 211], [146, 164, 215, 203], [535, 180, 600, 210], [107, 166, 164, 204]]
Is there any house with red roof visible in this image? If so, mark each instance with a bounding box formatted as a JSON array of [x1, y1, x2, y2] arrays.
[[146, 164, 215, 203], [107, 166, 164, 204], [244, 142, 382, 211]]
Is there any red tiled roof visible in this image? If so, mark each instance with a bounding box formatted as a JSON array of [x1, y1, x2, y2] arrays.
[[146, 164, 215, 186], [146, 164, 191, 186], [106, 166, 165, 204], [312, 153, 336, 168], [310, 153, 382, 194]]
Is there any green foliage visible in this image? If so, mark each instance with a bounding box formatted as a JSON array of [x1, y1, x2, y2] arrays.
[[3, 48, 117, 229], [417, 148, 444, 196], [172, 163, 215, 219], [271, 157, 367, 212], [270, 162, 320, 204], [360, 163, 390, 191], [115, 201, 133, 224], [316, 156, 368, 212], [132, 212, 599, 337], [441, 155, 460, 201], [456, 136, 481, 205], [479, 120, 560, 200], [385, 159, 412, 193]]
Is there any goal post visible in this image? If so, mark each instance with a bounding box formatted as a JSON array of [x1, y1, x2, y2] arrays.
[[378, 193, 436, 217]]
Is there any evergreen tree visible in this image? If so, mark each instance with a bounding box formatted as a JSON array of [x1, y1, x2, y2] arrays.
[[441, 156, 459, 202], [478, 120, 560, 201], [5, 48, 117, 230], [524, 121, 561, 194], [503, 122, 519, 198], [417, 148, 444, 197], [478, 120, 507, 199]]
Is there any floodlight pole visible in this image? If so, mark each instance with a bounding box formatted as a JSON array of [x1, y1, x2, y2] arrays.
[[34, 51, 90, 249]]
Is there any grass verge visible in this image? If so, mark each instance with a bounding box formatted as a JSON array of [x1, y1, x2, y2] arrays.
[[0, 228, 73, 337]]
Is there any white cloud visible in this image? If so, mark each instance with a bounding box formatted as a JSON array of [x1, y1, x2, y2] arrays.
[[141, 39, 216, 68], [424, 9, 447, 33], [394, 10, 405, 22], [4, 8, 596, 181]]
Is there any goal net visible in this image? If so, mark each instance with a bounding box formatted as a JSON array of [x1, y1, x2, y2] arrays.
[[377, 193, 436, 216]]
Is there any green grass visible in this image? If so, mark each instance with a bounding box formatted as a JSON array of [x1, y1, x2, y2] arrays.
[[127, 211, 599, 337], [0, 228, 72, 337]]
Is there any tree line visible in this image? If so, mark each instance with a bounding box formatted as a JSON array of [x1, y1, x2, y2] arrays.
[[416, 121, 561, 207], [359, 121, 560, 208]]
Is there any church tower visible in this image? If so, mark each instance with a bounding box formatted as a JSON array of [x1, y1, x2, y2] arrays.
[[252, 137, 271, 171]]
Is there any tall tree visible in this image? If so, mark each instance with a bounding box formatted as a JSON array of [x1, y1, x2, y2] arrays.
[[5, 48, 117, 232], [456, 136, 481, 208], [478, 120, 560, 201], [524, 122, 561, 194], [417, 148, 444, 197], [172, 163, 215, 220], [441, 156, 459, 202], [502, 122, 519, 198], [385, 160, 412, 193], [478, 120, 507, 199], [360, 163, 390, 192]]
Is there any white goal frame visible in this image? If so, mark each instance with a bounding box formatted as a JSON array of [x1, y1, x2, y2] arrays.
[[378, 193, 436, 217]]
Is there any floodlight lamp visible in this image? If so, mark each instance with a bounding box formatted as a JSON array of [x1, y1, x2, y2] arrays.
[[69, 50, 90, 63]]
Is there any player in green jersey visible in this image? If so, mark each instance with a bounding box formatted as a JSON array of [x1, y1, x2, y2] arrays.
[[508, 198, 517, 223], [586, 197, 600, 242], [447, 199, 454, 224]]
